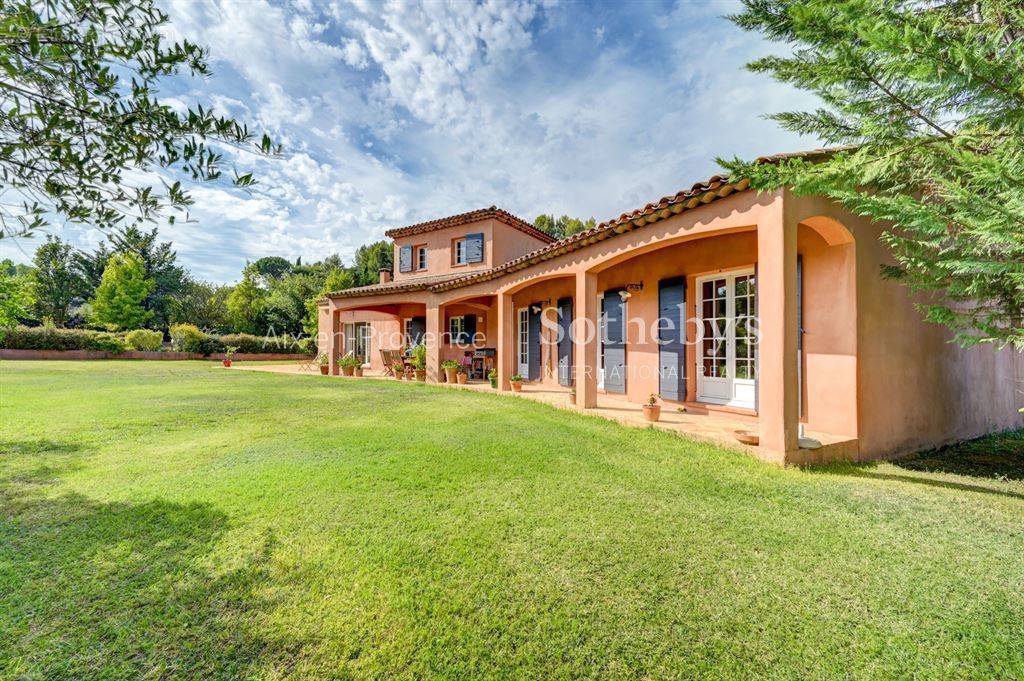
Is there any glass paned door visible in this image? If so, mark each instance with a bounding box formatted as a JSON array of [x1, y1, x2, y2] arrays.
[[697, 270, 757, 409], [344, 322, 370, 364], [517, 308, 529, 377]]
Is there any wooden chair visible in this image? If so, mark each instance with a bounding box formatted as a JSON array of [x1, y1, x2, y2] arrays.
[[298, 353, 320, 373], [380, 349, 400, 376]]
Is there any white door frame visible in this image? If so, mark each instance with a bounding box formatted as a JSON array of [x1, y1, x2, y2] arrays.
[[696, 269, 757, 409], [517, 308, 529, 378]]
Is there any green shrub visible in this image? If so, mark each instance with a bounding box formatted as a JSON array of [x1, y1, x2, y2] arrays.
[[125, 329, 164, 351], [411, 343, 427, 370], [169, 323, 204, 352], [339, 353, 362, 368], [0, 326, 126, 352], [219, 333, 270, 354], [196, 334, 225, 355], [298, 336, 317, 356]]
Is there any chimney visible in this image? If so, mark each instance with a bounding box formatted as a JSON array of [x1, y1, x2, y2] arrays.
[[379, 268, 392, 284]]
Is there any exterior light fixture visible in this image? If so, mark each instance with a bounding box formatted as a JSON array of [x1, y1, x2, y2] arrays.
[[618, 283, 643, 301]]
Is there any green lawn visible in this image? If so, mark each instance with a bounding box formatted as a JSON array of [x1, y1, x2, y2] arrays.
[[1, 361, 1022, 679]]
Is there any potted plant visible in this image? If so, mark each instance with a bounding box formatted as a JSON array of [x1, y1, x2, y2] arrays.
[[569, 387, 576, 405], [488, 369, 497, 389], [441, 359, 460, 384], [222, 346, 238, 368], [353, 364, 364, 377], [404, 364, 415, 380], [642, 393, 661, 422], [412, 344, 427, 382], [318, 353, 329, 375], [339, 353, 359, 376], [509, 373, 524, 392], [393, 362, 405, 380], [456, 367, 468, 384]]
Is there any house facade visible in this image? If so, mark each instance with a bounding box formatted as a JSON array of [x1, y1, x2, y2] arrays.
[[318, 158, 1023, 465]]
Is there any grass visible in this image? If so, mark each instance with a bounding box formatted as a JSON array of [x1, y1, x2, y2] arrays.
[[1, 360, 1022, 679]]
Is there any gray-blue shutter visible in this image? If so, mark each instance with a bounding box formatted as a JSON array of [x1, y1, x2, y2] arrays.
[[466, 233, 484, 263], [409, 316, 425, 346], [602, 291, 626, 394], [658, 277, 686, 402], [398, 245, 413, 273], [528, 306, 542, 381], [557, 298, 573, 386]]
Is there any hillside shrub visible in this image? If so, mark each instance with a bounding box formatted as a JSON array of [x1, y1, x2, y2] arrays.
[[125, 329, 164, 351]]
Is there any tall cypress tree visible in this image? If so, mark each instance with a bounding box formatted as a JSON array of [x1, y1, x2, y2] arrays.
[[724, 0, 1024, 348]]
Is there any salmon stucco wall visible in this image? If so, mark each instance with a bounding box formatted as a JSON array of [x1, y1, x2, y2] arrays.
[[789, 193, 1024, 458], [392, 218, 550, 282]]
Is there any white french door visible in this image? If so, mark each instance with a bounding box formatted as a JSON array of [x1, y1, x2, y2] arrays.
[[697, 270, 757, 409], [517, 308, 529, 377], [344, 322, 370, 365]]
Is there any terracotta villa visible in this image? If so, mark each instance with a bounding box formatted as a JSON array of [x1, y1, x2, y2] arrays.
[[317, 150, 1023, 465]]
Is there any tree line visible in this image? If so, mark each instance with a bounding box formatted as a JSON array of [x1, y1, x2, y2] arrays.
[[0, 228, 393, 338]]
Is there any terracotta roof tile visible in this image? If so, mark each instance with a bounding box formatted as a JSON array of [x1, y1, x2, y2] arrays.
[[384, 206, 556, 244], [324, 272, 461, 299]]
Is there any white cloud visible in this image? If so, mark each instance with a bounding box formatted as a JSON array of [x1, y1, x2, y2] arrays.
[[4, 0, 818, 283]]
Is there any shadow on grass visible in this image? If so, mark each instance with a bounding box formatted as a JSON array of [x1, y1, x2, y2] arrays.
[[811, 430, 1024, 501], [0, 441, 307, 678], [894, 429, 1024, 482]]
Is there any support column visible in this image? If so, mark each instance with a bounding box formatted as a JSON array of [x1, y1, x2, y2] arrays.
[[425, 301, 443, 383], [574, 271, 598, 408], [328, 308, 342, 376], [757, 204, 800, 459], [496, 291, 515, 390]]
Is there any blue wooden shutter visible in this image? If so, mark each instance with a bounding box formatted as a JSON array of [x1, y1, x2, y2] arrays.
[[602, 291, 626, 394], [398, 245, 412, 273], [658, 277, 687, 402], [557, 298, 573, 386], [528, 306, 542, 381], [466, 233, 484, 263]]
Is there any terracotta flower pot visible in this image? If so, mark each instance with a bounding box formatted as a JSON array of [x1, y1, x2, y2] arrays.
[[394, 371, 404, 380], [404, 369, 414, 380], [319, 365, 329, 375], [569, 393, 576, 405], [456, 373, 468, 385], [510, 380, 522, 392], [222, 359, 232, 368], [642, 404, 661, 422], [444, 367, 458, 383], [342, 366, 354, 376], [354, 367, 363, 377], [415, 370, 426, 382]]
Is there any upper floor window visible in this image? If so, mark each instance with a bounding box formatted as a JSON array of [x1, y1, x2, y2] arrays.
[[416, 245, 427, 271], [454, 238, 467, 265]]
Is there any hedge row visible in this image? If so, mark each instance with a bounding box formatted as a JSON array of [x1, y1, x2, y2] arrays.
[[168, 324, 311, 355], [0, 326, 127, 352], [0, 325, 315, 355]]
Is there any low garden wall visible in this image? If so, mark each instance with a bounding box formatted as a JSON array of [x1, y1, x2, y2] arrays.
[[0, 349, 310, 361]]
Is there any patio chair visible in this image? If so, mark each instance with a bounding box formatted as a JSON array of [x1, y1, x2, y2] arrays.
[[298, 353, 320, 373], [380, 349, 399, 376]]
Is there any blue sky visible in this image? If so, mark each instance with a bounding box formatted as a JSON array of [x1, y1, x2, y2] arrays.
[[3, 0, 817, 283]]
